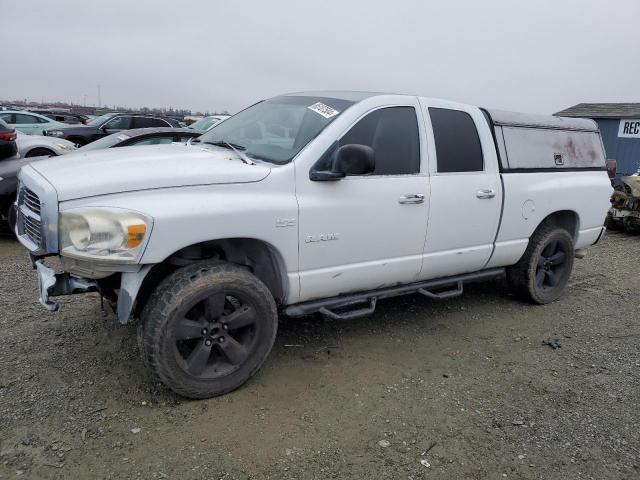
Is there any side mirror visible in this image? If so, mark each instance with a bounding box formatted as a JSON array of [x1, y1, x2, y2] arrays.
[[310, 144, 375, 181]]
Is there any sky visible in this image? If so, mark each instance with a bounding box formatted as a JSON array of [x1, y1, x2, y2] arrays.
[[2, 0, 639, 115]]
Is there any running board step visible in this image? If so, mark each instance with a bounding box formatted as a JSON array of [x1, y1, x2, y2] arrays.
[[319, 297, 377, 321], [285, 268, 505, 319], [418, 281, 463, 300]]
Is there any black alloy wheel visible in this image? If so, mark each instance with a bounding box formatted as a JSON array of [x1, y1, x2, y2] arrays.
[[173, 292, 258, 379], [534, 240, 569, 291]]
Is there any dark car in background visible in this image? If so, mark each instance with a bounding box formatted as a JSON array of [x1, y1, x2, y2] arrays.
[[76, 127, 202, 151], [43, 112, 180, 145], [0, 119, 18, 160]]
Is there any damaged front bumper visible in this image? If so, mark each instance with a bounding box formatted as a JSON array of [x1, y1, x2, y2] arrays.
[[34, 259, 152, 323], [35, 260, 97, 312]]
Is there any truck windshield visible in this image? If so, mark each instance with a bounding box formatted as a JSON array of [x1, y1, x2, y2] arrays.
[[196, 96, 353, 164]]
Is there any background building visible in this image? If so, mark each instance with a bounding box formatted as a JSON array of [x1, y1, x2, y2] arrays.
[[555, 103, 640, 176]]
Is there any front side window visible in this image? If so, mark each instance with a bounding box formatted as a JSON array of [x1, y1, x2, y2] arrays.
[[196, 96, 353, 164], [103, 116, 131, 130], [14, 114, 38, 124], [429, 108, 483, 173], [337, 107, 420, 175]]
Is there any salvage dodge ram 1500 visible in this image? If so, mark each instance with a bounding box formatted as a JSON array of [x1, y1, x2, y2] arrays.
[[15, 92, 612, 398]]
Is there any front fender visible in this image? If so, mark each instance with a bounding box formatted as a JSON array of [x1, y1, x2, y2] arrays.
[[117, 265, 153, 324]]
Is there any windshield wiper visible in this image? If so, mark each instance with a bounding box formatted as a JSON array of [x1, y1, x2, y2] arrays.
[[200, 140, 255, 165]]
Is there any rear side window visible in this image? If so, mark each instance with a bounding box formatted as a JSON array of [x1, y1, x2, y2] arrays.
[[429, 108, 483, 173], [133, 117, 171, 128], [339, 107, 420, 175]]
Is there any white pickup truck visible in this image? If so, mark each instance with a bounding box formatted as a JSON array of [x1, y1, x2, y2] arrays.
[[15, 92, 611, 398]]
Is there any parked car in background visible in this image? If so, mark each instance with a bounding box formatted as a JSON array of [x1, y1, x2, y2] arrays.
[[43, 112, 181, 146], [188, 115, 230, 131], [0, 119, 19, 160], [76, 127, 202, 152], [16, 131, 77, 158], [0, 110, 67, 135]]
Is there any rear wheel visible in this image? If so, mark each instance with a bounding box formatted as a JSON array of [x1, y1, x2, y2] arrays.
[[139, 261, 278, 398], [507, 225, 574, 304]]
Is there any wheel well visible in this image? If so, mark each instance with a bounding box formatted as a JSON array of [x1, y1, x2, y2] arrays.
[[26, 147, 55, 157], [132, 238, 288, 318], [536, 210, 580, 240]]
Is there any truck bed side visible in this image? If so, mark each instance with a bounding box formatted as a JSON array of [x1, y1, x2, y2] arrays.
[[481, 109, 611, 269]]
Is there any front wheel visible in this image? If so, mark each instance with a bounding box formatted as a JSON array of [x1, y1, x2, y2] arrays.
[[507, 225, 575, 304], [139, 261, 278, 399]]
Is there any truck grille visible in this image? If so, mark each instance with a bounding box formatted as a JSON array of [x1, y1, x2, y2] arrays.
[[18, 186, 44, 248], [22, 187, 41, 215]]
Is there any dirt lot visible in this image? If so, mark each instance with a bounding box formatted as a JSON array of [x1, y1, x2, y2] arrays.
[[0, 232, 638, 480]]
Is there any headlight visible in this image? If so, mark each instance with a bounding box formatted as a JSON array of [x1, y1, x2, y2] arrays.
[[56, 143, 72, 150], [59, 208, 152, 262], [46, 130, 64, 137]]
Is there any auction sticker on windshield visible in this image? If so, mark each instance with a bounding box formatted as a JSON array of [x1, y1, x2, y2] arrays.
[[117, 134, 131, 141], [308, 102, 340, 119]]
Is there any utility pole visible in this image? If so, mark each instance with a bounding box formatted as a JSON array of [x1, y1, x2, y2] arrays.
[[97, 84, 102, 108]]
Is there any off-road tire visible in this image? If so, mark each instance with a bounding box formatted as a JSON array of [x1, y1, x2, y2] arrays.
[[507, 224, 575, 304], [139, 261, 278, 398]]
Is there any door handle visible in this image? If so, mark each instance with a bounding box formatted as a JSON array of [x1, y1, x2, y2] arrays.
[[398, 194, 425, 204], [476, 189, 496, 199]]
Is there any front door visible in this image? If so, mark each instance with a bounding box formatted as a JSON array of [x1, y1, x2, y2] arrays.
[[296, 105, 430, 301]]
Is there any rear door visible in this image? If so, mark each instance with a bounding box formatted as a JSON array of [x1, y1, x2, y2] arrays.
[[417, 100, 502, 280]]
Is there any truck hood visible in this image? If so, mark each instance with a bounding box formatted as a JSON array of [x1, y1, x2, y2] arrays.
[[28, 143, 271, 201]]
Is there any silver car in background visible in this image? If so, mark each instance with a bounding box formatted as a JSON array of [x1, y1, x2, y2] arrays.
[[16, 131, 77, 158]]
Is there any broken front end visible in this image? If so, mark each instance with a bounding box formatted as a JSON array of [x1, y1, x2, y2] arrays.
[[15, 167, 153, 324]]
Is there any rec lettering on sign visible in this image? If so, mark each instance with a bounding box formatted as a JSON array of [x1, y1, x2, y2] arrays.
[[618, 119, 640, 138]]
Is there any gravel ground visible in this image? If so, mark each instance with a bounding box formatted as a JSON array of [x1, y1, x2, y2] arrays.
[[0, 232, 638, 480]]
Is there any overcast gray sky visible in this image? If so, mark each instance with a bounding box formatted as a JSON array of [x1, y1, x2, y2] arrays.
[[2, 0, 639, 114]]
